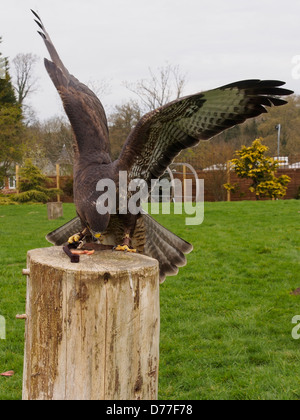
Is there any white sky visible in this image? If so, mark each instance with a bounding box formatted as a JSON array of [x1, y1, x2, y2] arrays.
[[1, 0, 300, 121]]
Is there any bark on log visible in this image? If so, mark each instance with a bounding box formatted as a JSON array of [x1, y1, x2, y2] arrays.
[[22, 247, 160, 400]]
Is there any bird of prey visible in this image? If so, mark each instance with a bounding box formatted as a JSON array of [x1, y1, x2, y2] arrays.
[[32, 10, 293, 282]]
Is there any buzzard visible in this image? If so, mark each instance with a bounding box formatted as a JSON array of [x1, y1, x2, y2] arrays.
[[32, 10, 293, 282]]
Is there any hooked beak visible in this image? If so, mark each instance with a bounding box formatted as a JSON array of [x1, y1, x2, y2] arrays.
[[90, 230, 101, 240]]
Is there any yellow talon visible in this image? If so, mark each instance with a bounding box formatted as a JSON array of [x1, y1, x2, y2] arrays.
[[114, 245, 137, 253], [68, 233, 81, 244]]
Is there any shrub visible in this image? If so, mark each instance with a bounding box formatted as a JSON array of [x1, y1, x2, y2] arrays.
[[224, 139, 291, 200], [13, 160, 62, 203], [12, 190, 50, 203], [0, 196, 18, 205]]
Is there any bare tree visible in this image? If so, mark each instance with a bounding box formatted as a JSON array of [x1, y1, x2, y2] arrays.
[[124, 63, 187, 112], [108, 100, 142, 159], [87, 78, 112, 99], [12, 53, 39, 106]]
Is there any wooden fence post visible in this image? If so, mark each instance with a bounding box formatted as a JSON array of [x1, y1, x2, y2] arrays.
[[16, 165, 20, 194], [56, 164, 61, 203], [47, 202, 63, 220], [227, 161, 231, 202], [22, 247, 160, 400]]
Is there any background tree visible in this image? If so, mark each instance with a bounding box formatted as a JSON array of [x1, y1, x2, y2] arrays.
[[0, 38, 24, 184], [224, 138, 291, 200], [0, 38, 5, 80], [0, 39, 17, 106], [87, 78, 111, 100], [124, 63, 187, 112], [12, 53, 39, 106], [12, 53, 39, 124], [0, 106, 24, 180], [108, 101, 141, 159], [24, 117, 74, 175], [12, 159, 60, 203], [257, 95, 300, 159]]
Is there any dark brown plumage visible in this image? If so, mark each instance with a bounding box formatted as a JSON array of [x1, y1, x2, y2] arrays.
[[32, 10, 293, 282]]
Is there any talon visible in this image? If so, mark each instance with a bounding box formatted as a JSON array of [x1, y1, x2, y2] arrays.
[[68, 233, 81, 244], [114, 245, 137, 253], [114, 245, 129, 252]]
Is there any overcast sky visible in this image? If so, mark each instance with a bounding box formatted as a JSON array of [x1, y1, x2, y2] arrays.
[[1, 0, 300, 121]]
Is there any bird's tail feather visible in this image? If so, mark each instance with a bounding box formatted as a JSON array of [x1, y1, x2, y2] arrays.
[[142, 213, 193, 283], [46, 217, 83, 245], [45, 214, 193, 283]]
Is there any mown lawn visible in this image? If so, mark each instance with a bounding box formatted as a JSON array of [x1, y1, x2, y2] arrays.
[[0, 200, 299, 400]]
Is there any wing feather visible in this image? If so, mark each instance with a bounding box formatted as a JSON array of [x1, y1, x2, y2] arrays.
[[117, 80, 293, 184], [32, 10, 110, 157]]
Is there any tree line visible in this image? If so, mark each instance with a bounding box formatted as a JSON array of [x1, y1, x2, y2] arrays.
[[1, 38, 300, 188]]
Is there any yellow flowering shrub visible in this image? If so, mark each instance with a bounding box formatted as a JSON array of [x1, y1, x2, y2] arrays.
[[224, 139, 291, 200]]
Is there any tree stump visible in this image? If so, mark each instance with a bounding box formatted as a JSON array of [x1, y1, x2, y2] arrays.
[[22, 247, 160, 400], [47, 202, 63, 220]]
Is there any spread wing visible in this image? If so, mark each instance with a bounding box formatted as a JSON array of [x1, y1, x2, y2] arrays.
[[117, 80, 293, 183], [32, 10, 109, 157]]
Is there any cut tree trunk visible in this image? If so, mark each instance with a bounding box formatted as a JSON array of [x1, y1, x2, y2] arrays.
[[22, 247, 160, 400]]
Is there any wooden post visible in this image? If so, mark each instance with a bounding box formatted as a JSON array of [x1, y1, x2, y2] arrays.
[[22, 247, 160, 400], [47, 202, 63, 220], [56, 164, 60, 203], [16, 165, 20, 194], [227, 161, 231, 202]]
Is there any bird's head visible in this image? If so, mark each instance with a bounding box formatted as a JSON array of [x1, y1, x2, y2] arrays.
[[85, 209, 110, 241]]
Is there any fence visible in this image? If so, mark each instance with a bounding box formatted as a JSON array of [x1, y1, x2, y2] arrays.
[[227, 168, 300, 201], [171, 165, 300, 202], [2, 164, 300, 203]]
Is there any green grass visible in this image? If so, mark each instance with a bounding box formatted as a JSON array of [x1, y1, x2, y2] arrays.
[[0, 201, 300, 400], [0, 204, 77, 400]]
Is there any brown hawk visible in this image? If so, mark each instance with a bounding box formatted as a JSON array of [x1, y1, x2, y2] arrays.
[[32, 10, 293, 282]]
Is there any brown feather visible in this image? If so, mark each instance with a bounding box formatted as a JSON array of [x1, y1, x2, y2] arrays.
[[117, 80, 293, 185], [32, 11, 109, 157]]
